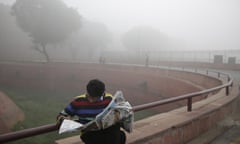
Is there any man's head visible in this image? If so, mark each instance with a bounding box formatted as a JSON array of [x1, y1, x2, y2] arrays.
[[87, 79, 105, 97]]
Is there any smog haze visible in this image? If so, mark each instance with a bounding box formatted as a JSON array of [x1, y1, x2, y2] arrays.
[[63, 0, 240, 50], [1, 0, 240, 51], [1, 0, 240, 64]]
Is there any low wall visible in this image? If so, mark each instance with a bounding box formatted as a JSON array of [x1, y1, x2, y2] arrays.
[[54, 64, 230, 144], [1, 62, 233, 143], [127, 81, 239, 144], [55, 76, 236, 144], [0, 63, 221, 111]]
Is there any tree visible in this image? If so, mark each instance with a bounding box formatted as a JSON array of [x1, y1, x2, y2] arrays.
[[67, 19, 112, 60], [12, 0, 81, 62], [121, 26, 169, 54], [0, 4, 33, 61]]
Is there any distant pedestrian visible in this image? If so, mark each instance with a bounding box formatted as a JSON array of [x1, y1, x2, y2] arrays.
[[145, 54, 149, 67], [99, 56, 106, 64]]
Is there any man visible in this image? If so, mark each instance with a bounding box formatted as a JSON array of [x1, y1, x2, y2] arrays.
[[57, 79, 126, 144]]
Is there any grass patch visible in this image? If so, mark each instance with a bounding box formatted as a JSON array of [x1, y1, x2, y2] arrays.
[[1, 86, 156, 143], [1, 86, 78, 144]]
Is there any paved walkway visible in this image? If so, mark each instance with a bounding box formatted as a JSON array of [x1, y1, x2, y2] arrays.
[[187, 99, 240, 144], [210, 70, 240, 144], [210, 125, 240, 144], [209, 100, 240, 144], [188, 69, 240, 144]]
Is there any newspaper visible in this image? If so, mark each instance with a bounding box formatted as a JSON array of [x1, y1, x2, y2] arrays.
[[58, 119, 83, 134], [59, 91, 133, 134], [95, 91, 133, 132]]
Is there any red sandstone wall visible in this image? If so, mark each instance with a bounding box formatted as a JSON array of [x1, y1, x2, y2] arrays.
[[0, 62, 222, 134], [127, 82, 239, 144], [0, 63, 220, 106]]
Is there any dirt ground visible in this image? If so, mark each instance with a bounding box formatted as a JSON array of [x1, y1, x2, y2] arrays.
[[0, 62, 215, 133], [0, 91, 24, 134]]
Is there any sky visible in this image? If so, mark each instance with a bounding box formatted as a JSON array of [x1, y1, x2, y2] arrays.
[[62, 0, 240, 50], [1, 0, 240, 50]]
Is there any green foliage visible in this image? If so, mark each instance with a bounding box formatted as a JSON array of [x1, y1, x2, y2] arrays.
[[1, 86, 77, 144], [12, 0, 81, 44], [11, 0, 81, 62], [0, 4, 32, 60]]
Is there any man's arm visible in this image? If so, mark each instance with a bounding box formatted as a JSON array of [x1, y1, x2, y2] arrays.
[[57, 103, 76, 123], [57, 110, 71, 123]]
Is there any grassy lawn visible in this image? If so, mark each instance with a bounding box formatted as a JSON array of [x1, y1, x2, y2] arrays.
[[1, 86, 78, 144], [1, 86, 157, 144]]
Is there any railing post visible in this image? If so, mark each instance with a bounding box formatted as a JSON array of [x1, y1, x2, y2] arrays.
[[0, 65, 233, 143], [226, 86, 229, 96], [187, 97, 192, 112]]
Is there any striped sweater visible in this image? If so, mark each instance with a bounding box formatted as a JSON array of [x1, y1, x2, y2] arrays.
[[62, 93, 113, 124]]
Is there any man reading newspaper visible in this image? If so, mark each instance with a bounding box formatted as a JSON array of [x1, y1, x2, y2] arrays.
[[57, 79, 133, 144]]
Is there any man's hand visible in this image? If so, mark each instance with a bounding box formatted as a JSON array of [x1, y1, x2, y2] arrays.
[[56, 113, 70, 124]]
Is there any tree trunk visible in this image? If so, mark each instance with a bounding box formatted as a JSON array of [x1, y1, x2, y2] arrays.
[[33, 44, 50, 62], [41, 43, 50, 62]]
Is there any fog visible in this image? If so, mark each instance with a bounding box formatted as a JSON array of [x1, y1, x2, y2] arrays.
[[0, 0, 240, 63], [63, 0, 240, 50], [1, 0, 240, 50]]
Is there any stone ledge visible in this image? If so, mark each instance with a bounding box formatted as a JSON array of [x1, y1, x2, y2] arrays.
[[126, 83, 239, 144], [55, 83, 238, 144]]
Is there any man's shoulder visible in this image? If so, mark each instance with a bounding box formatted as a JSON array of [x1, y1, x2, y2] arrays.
[[74, 94, 87, 100], [105, 92, 113, 97], [104, 92, 113, 100], [73, 93, 113, 100]]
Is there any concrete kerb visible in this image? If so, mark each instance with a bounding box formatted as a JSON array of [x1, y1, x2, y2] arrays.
[[126, 82, 239, 144], [55, 74, 236, 144]]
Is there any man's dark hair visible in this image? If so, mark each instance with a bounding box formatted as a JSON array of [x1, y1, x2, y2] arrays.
[[87, 79, 105, 97]]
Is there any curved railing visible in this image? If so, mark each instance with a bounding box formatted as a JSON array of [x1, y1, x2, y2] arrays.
[[0, 69, 234, 143]]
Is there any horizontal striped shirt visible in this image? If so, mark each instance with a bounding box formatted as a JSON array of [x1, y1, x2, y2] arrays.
[[64, 93, 112, 124]]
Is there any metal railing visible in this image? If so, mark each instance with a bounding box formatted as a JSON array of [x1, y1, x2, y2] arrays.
[[0, 69, 234, 143]]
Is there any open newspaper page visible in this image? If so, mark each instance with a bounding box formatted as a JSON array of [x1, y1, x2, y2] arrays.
[[96, 91, 133, 132], [59, 91, 133, 134], [59, 119, 83, 134]]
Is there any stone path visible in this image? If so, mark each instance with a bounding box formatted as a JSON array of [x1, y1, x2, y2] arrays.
[[188, 69, 240, 144]]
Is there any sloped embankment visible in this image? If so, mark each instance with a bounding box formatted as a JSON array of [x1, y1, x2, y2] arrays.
[[0, 91, 24, 134], [0, 62, 221, 136]]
